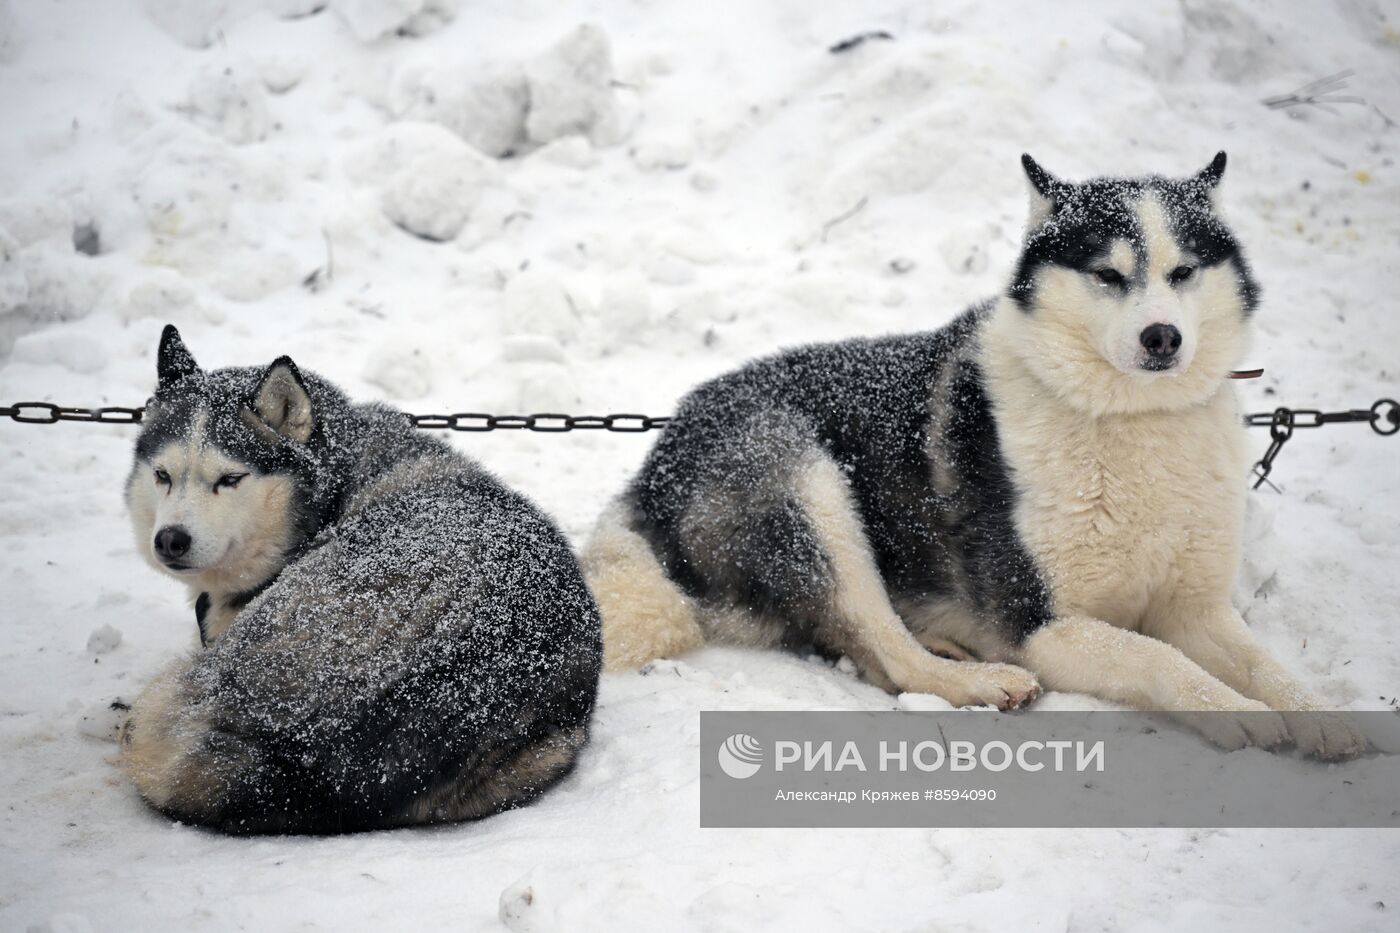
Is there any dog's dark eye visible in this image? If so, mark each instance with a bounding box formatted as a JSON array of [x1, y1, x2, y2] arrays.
[[214, 473, 247, 492], [154, 468, 171, 486], [1168, 265, 1196, 285], [1094, 269, 1127, 288]]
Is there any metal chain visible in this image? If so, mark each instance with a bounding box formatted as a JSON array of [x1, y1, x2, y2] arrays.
[[1247, 398, 1398, 490], [0, 402, 146, 424], [4, 395, 1397, 489], [3, 398, 1396, 434], [0, 401, 670, 432], [2, 397, 1395, 491]]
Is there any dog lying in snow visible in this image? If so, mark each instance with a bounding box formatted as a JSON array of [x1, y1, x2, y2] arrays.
[[121, 326, 601, 833], [583, 153, 1367, 759]]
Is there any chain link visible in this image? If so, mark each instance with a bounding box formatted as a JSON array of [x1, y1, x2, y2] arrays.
[[405, 412, 671, 432]]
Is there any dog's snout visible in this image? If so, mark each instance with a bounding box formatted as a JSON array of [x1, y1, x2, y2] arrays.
[[1139, 323, 1182, 358], [154, 526, 192, 561]]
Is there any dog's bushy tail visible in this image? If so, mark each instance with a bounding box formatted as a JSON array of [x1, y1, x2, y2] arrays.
[[121, 656, 591, 835], [122, 659, 368, 835], [580, 496, 703, 671], [120, 657, 319, 834]]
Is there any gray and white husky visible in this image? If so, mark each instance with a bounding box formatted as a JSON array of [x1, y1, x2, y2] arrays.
[[122, 326, 601, 833], [584, 153, 1366, 758]]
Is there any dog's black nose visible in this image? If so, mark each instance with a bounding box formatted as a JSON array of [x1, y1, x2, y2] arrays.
[[154, 526, 192, 561], [1139, 323, 1182, 358]]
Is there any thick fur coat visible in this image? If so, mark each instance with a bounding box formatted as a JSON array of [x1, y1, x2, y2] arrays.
[[583, 154, 1367, 758], [122, 327, 602, 833]]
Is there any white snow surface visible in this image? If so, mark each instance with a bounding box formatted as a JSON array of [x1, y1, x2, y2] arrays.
[[2, 0, 1400, 930]]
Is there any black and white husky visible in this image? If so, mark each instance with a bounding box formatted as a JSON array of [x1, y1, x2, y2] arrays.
[[122, 326, 601, 833], [584, 153, 1366, 758]]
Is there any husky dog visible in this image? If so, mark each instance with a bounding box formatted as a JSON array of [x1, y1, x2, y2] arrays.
[[121, 326, 601, 833], [584, 153, 1366, 758]]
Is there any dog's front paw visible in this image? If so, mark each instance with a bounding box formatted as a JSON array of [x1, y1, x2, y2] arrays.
[[1193, 704, 1289, 751], [1284, 710, 1369, 760], [953, 663, 1042, 711]]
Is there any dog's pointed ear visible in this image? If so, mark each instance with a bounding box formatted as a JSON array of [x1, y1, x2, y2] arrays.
[[157, 324, 200, 389], [1021, 154, 1063, 228], [1195, 151, 1227, 188], [247, 356, 314, 444]]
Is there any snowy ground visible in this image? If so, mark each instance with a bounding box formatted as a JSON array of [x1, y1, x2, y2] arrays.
[[2, 0, 1399, 929]]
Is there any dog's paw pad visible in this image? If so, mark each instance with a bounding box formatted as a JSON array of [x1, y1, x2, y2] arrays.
[[1285, 711, 1370, 760], [959, 664, 1041, 711], [1196, 707, 1287, 751]]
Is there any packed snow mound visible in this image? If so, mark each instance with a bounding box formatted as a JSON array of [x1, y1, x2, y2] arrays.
[[510, 361, 579, 411], [10, 249, 106, 325], [265, 0, 329, 17], [10, 331, 108, 374], [119, 273, 203, 325], [0, 226, 56, 360], [141, 0, 231, 49], [143, 0, 460, 50], [0, 198, 79, 250], [363, 341, 433, 399], [255, 54, 308, 95], [391, 23, 628, 157], [502, 267, 582, 345], [182, 63, 274, 145], [393, 62, 531, 158], [373, 122, 495, 241], [75, 699, 126, 742], [332, 0, 459, 42], [86, 624, 123, 655], [525, 24, 626, 147]]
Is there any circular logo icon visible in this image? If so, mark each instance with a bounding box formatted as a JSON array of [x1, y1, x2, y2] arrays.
[[717, 733, 763, 779]]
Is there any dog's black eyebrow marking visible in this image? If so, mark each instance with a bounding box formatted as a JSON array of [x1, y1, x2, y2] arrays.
[[1008, 180, 1148, 309]]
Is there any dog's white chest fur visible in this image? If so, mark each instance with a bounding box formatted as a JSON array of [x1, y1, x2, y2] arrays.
[[982, 347, 1249, 630]]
